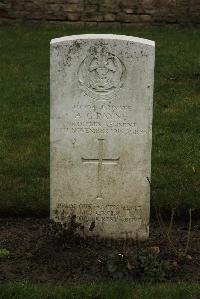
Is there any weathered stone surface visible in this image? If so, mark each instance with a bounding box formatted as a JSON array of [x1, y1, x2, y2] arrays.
[[84, 4, 99, 13], [123, 8, 135, 14], [50, 34, 155, 240], [116, 13, 140, 23], [0, 9, 9, 17], [63, 3, 84, 12], [1, 0, 199, 23], [103, 13, 116, 22], [65, 12, 81, 21], [139, 14, 152, 22], [81, 14, 104, 22]]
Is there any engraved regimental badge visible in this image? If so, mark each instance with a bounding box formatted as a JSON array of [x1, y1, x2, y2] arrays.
[[78, 51, 126, 100]]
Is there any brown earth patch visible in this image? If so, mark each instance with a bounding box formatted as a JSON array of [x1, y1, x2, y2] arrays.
[[0, 218, 199, 283]]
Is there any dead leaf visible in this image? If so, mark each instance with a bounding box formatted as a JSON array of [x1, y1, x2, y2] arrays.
[[192, 166, 196, 174], [186, 254, 192, 260], [150, 246, 160, 253]]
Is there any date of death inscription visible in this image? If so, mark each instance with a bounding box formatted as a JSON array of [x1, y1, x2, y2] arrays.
[[52, 102, 151, 136]]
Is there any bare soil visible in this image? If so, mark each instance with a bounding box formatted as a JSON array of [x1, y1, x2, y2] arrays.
[[0, 218, 199, 283]]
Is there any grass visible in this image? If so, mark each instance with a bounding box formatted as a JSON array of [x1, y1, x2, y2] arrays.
[[0, 24, 199, 217], [0, 282, 199, 299]]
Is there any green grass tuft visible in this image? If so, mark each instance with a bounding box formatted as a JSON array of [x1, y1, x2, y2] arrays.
[[0, 282, 199, 299]]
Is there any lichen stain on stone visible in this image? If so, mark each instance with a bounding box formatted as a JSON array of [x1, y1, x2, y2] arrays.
[[88, 41, 109, 55], [63, 41, 83, 66]]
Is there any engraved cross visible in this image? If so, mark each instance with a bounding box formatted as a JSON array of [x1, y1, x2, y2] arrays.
[[82, 139, 120, 199]]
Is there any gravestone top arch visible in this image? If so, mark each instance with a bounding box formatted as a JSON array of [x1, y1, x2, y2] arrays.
[[51, 34, 155, 45]]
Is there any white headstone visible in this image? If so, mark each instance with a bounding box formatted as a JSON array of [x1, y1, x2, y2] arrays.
[[50, 34, 155, 240]]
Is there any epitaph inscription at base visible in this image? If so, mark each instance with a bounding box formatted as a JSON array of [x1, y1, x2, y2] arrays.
[[50, 34, 155, 240]]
